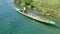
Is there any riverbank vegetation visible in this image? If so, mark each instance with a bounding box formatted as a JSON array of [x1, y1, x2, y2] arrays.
[[14, 0, 60, 18]]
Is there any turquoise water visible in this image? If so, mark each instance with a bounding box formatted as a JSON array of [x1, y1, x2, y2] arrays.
[[0, 0, 60, 34]]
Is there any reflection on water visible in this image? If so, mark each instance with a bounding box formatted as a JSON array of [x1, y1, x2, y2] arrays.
[[0, 0, 60, 34]]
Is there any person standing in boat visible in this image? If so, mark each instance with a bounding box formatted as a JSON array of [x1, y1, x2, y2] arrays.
[[23, 7, 28, 13]]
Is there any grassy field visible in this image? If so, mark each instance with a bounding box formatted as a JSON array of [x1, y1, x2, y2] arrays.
[[14, 0, 60, 18]]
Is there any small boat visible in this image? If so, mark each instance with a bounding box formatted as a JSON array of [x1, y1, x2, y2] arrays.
[[14, 7, 56, 25]]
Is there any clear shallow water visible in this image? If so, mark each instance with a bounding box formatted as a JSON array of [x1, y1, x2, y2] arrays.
[[0, 0, 60, 34]]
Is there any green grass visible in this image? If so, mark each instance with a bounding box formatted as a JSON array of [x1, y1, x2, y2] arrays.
[[14, 0, 60, 18]]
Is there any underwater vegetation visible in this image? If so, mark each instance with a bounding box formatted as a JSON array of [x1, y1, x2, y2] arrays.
[[14, 0, 60, 18]]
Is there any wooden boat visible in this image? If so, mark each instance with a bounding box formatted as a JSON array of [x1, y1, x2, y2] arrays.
[[14, 7, 56, 25]]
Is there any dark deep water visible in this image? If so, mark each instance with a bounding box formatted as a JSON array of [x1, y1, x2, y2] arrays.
[[0, 0, 60, 34]]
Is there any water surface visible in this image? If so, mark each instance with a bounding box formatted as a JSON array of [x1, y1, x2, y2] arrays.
[[0, 0, 60, 34]]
